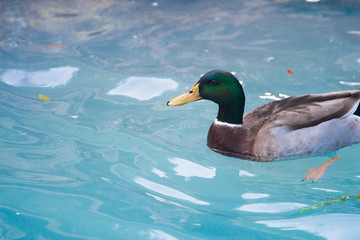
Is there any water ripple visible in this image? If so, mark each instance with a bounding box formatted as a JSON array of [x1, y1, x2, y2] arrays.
[[134, 177, 210, 206], [0, 66, 79, 88], [235, 202, 308, 213], [257, 214, 360, 240]]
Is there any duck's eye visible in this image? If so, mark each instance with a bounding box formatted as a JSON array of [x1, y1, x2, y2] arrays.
[[189, 90, 193, 94], [209, 79, 218, 86]]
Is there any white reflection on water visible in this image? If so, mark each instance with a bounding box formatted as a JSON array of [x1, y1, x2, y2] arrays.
[[168, 157, 216, 179], [146, 193, 187, 209], [339, 81, 360, 86], [239, 170, 256, 177], [264, 56, 275, 62], [241, 193, 270, 200], [0, 66, 79, 87], [259, 92, 289, 101], [146, 229, 178, 240], [152, 167, 168, 178], [257, 214, 360, 240], [134, 177, 209, 205], [107, 76, 178, 100], [311, 187, 342, 193], [235, 202, 308, 213]]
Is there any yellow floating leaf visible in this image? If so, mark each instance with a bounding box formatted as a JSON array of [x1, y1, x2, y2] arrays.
[[38, 94, 50, 102]]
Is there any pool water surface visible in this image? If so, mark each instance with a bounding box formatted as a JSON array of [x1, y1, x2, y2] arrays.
[[1, 0, 360, 239]]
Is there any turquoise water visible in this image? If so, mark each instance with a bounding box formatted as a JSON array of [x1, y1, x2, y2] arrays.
[[1, 0, 360, 239]]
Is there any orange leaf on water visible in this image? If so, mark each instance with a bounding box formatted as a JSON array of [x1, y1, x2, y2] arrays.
[[49, 44, 66, 49], [287, 69, 293, 75]]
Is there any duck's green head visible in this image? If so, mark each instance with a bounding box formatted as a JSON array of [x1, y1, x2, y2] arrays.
[[167, 70, 245, 124]]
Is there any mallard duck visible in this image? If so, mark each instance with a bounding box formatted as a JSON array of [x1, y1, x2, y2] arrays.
[[167, 70, 360, 181]]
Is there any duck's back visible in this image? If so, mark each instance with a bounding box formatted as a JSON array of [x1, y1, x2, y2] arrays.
[[246, 90, 360, 160], [244, 90, 360, 130]]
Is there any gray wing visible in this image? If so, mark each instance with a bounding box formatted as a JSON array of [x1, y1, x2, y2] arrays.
[[244, 90, 360, 130]]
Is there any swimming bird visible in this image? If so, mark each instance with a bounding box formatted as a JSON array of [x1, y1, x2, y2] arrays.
[[167, 70, 360, 181]]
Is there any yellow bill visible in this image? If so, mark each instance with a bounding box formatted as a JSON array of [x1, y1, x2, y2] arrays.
[[167, 83, 202, 106]]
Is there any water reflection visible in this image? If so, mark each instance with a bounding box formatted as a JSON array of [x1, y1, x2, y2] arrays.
[[239, 169, 256, 177], [2, 0, 360, 239], [168, 157, 216, 179], [0, 218, 26, 239], [146, 193, 187, 209], [107, 76, 178, 100], [339, 81, 360, 86], [259, 92, 289, 101], [257, 214, 360, 240], [311, 187, 342, 193], [241, 193, 270, 200], [134, 177, 209, 205], [145, 229, 178, 240], [152, 167, 168, 178], [235, 202, 308, 213], [0, 66, 79, 87]]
